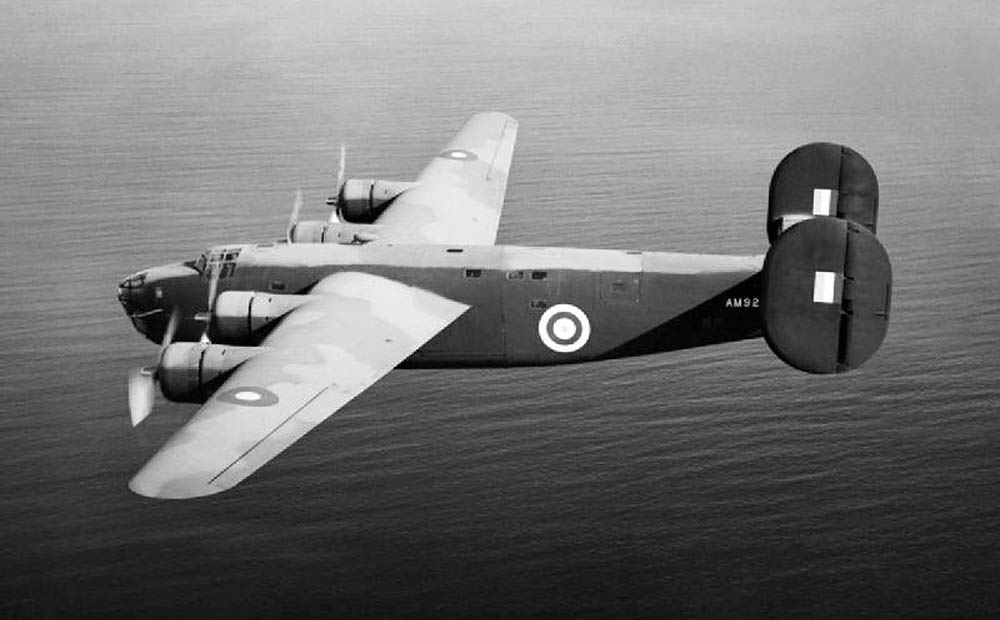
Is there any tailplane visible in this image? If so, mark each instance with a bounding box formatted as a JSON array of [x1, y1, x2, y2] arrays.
[[761, 143, 891, 374]]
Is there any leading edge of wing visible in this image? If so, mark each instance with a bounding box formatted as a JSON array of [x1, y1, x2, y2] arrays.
[[129, 272, 469, 499]]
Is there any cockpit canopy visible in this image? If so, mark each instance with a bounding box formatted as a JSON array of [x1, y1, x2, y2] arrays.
[[191, 246, 243, 278]]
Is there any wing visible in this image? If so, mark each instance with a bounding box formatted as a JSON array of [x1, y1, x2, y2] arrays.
[[130, 272, 469, 499], [375, 111, 518, 245]]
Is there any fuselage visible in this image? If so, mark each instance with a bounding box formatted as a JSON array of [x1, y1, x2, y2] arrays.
[[119, 242, 765, 368]]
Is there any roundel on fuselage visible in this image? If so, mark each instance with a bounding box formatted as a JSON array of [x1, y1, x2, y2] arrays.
[[537, 304, 591, 353]]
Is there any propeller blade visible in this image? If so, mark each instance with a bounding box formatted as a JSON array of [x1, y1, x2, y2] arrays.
[[128, 366, 156, 427], [127, 309, 178, 428], [201, 262, 222, 344], [286, 189, 303, 243], [330, 143, 346, 223], [207, 262, 221, 315], [160, 307, 179, 354], [337, 142, 346, 191]]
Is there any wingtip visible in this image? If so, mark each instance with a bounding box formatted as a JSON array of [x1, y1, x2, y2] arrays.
[[128, 471, 229, 500], [472, 110, 518, 125]]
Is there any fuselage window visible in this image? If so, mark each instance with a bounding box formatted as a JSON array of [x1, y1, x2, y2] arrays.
[[530, 299, 549, 309], [507, 270, 524, 280], [270, 280, 286, 291], [464, 269, 482, 278], [531, 271, 547, 280]]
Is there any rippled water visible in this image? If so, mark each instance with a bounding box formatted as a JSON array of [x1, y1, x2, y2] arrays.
[[2, 1, 998, 617]]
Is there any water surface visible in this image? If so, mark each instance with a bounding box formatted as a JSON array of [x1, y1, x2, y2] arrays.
[[2, 1, 998, 617]]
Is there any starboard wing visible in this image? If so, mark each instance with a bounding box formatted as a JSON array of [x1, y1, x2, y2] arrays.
[[375, 111, 518, 245], [130, 272, 469, 499]]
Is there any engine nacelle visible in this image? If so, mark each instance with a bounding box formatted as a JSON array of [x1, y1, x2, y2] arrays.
[[337, 178, 417, 223], [287, 220, 382, 244], [213, 291, 310, 343], [762, 143, 891, 374], [158, 343, 262, 403], [767, 142, 878, 243]]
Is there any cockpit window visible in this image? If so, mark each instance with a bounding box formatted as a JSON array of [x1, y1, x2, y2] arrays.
[[196, 247, 242, 279]]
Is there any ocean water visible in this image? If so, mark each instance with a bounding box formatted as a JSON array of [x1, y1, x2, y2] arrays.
[[2, 1, 998, 617]]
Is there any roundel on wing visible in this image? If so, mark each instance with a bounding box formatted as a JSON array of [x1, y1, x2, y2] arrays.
[[216, 386, 280, 407], [537, 304, 591, 353], [438, 149, 478, 161]]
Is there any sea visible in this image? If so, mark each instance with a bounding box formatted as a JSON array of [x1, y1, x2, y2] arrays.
[[1, 1, 998, 618]]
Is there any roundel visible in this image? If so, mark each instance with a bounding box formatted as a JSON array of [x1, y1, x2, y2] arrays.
[[537, 304, 591, 353], [439, 149, 478, 161], [216, 386, 280, 407]]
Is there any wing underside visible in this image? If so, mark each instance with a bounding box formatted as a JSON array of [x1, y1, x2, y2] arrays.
[[130, 272, 468, 499]]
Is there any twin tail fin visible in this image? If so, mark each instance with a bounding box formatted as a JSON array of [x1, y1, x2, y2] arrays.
[[762, 143, 891, 374]]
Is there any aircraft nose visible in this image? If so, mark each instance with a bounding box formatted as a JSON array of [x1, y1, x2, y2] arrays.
[[117, 272, 147, 315], [117, 270, 167, 339], [117, 283, 130, 311], [117, 263, 198, 342]]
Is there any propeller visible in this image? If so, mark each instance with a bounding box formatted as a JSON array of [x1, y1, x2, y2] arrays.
[[127, 307, 179, 427], [328, 142, 346, 222], [199, 260, 222, 345], [286, 189, 303, 243]]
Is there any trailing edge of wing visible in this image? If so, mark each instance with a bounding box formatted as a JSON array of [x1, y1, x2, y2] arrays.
[[129, 272, 468, 499]]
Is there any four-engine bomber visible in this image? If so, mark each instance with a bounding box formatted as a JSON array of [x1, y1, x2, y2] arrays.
[[117, 112, 891, 498]]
